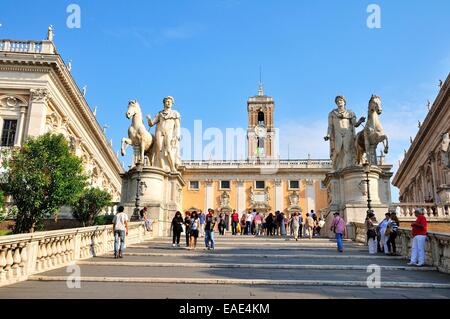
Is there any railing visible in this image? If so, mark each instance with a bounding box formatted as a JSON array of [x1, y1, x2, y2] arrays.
[[0, 221, 155, 287], [391, 203, 450, 220], [0, 40, 55, 54], [181, 159, 332, 169], [349, 222, 450, 274]]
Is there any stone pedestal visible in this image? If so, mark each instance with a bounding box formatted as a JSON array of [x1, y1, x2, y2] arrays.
[[324, 165, 393, 238], [120, 166, 185, 237]]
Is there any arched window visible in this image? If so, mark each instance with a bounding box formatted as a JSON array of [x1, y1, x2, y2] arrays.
[[258, 111, 265, 126]]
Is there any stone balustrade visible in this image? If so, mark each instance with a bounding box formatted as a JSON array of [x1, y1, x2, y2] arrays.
[[391, 203, 450, 221], [0, 221, 154, 287], [181, 159, 332, 169], [0, 40, 55, 54], [349, 222, 450, 274]]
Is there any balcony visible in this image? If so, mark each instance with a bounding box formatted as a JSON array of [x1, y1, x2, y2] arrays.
[[0, 40, 55, 54]]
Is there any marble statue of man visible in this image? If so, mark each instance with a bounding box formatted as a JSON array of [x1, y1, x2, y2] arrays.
[[147, 96, 181, 172], [324, 96, 365, 170]]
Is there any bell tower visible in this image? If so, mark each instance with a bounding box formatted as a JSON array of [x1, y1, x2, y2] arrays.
[[247, 80, 275, 160]]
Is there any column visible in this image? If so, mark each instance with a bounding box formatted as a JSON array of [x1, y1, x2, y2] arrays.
[[274, 179, 283, 212], [205, 180, 214, 211], [236, 180, 246, 217], [305, 179, 316, 214], [15, 106, 27, 146], [27, 88, 50, 137]]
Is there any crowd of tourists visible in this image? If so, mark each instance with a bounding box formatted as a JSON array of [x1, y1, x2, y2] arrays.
[[365, 208, 427, 266], [170, 209, 327, 250]]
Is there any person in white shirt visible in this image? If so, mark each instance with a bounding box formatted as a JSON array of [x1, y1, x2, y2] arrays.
[[245, 211, 253, 235], [377, 213, 391, 254], [113, 206, 129, 259]]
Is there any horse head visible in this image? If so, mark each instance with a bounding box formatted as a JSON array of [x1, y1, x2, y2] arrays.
[[369, 95, 382, 115], [126, 99, 140, 119]]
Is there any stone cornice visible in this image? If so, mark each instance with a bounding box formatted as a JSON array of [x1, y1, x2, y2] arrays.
[[393, 72, 450, 187], [0, 48, 124, 178]]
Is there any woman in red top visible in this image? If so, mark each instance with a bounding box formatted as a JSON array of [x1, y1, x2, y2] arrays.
[[408, 209, 427, 267], [231, 210, 239, 235]]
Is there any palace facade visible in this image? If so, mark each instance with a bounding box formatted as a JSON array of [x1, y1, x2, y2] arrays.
[[180, 82, 332, 218], [0, 32, 123, 208], [392, 72, 450, 220]]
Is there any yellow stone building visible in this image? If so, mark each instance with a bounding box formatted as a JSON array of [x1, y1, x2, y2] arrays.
[[179, 82, 331, 220]]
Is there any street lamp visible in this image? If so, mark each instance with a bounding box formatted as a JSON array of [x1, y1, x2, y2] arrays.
[[133, 161, 143, 220], [363, 162, 373, 216]]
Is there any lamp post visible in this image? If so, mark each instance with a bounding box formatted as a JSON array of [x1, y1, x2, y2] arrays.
[[363, 162, 373, 216], [133, 161, 143, 220]]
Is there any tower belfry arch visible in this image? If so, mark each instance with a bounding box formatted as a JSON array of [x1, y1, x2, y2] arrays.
[[247, 78, 276, 160]]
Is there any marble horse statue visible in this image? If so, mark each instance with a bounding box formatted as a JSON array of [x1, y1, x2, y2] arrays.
[[121, 100, 154, 165], [355, 95, 389, 165]]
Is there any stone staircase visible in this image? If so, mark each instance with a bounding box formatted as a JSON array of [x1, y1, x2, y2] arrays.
[[1, 235, 449, 299]]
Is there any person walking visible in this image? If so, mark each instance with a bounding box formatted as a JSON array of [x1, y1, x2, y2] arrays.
[[231, 210, 239, 235], [266, 212, 274, 236], [408, 209, 427, 266], [204, 209, 217, 250], [184, 211, 191, 248], [305, 213, 314, 239], [378, 213, 391, 254], [254, 212, 263, 236], [279, 212, 287, 237], [240, 213, 246, 235], [386, 212, 400, 256], [331, 212, 346, 252], [316, 218, 325, 237], [291, 213, 300, 241], [365, 212, 378, 254], [113, 206, 129, 259], [218, 212, 226, 235], [245, 211, 253, 235], [298, 213, 303, 238], [171, 211, 184, 247], [189, 211, 200, 250], [199, 210, 206, 238]]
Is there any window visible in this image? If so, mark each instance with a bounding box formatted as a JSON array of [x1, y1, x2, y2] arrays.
[[257, 111, 265, 126], [220, 180, 230, 189], [289, 180, 300, 189], [189, 181, 199, 190], [1, 120, 17, 147], [255, 180, 265, 189]]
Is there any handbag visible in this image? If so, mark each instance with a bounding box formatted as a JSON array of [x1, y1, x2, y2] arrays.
[[385, 225, 393, 236]]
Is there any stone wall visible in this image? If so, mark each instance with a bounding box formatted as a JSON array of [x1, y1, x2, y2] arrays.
[[349, 222, 450, 274], [0, 221, 156, 287]]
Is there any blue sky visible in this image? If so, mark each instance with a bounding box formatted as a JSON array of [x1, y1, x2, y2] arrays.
[[1, 0, 450, 201]]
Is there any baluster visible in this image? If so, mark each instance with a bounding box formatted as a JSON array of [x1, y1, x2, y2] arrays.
[[41, 241, 48, 270], [0, 248, 6, 281], [56, 239, 62, 265], [46, 239, 53, 268], [36, 242, 43, 271], [20, 244, 27, 269], [4, 246, 14, 279], [61, 238, 67, 263], [12, 245, 21, 269]]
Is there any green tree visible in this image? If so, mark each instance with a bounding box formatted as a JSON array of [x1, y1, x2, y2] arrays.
[[72, 188, 112, 227], [4, 133, 87, 233]]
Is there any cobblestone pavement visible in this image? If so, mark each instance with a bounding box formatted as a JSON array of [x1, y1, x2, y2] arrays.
[[1, 235, 449, 299]]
